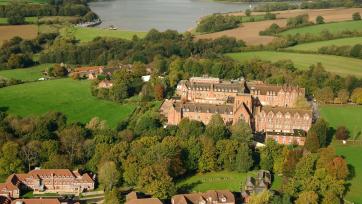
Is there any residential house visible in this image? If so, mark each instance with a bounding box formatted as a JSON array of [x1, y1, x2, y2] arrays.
[[125, 191, 162, 204], [171, 190, 235, 204]]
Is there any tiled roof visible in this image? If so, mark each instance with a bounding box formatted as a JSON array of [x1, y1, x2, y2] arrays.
[[125, 198, 162, 204], [174, 102, 234, 115], [172, 190, 235, 204], [259, 106, 312, 116], [28, 169, 75, 177], [74, 66, 104, 72], [248, 82, 305, 95], [11, 198, 61, 204]]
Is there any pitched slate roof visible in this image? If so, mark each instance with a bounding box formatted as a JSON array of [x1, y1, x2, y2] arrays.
[[174, 102, 234, 115], [248, 82, 305, 95], [259, 106, 312, 116], [172, 190, 235, 204]]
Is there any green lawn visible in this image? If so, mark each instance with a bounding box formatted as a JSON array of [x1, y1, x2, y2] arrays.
[[333, 143, 362, 204], [227, 51, 362, 77], [0, 78, 136, 127], [176, 171, 256, 193], [0, 17, 38, 25], [280, 21, 362, 36], [71, 27, 147, 42], [287, 37, 362, 52], [320, 105, 362, 140], [0, 64, 52, 81]]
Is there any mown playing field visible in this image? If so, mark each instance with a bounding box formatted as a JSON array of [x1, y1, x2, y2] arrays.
[[286, 37, 362, 52], [71, 27, 147, 42], [176, 171, 253, 193], [320, 105, 362, 140], [0, 64, 52, 81], [0, 78, 136, 127], [333, 143, 362, 204], [227, 51, 362, 77], [280, 21, 362, 36]]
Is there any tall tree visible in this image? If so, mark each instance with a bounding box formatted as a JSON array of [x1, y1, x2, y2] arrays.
[[205, 114, 229, 141], [0, 141, 24, 176], [198, 136, 217, 173], [295, 191, 319, 204], [230, 120, 253, 144], [304, 130, 320, 153], [310, 118, 328, 147], [98, 161, 121, 192], [234, 142, 253, 172]]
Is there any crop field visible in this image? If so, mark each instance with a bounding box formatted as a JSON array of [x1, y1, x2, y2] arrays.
[[71, 27, 147, 42], [320, 105, 362, 140], [280, 21, 362, 36], [227, 51, 362, 77], [0, 78, 136, 128], [0, 25, 38, 43], [0, 64, 52, 81], [286, 37, 362, 52], [333, 143, 362, 203]]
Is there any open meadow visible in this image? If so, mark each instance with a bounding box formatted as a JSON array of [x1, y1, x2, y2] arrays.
[[333, 143, 362, 204], [0, 64, 52, 81], [280, 21, 362, 36], [286, 37, 362, 52], [0, 78, 136, 127], [320, 105, 362, 139], [71, 27, 147, 42], [227, 51, 362, 77]]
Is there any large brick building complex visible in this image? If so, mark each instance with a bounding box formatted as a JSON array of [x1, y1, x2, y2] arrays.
[[160, 76, 313, 145]]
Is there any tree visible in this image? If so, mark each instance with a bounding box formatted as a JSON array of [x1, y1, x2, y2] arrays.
[[336, 89, 349, 104], [176, 118, 204, 139], [335, 126, 349, 140], [154, 83, 164, 100], [322, 191, 340, 204], [310, 118, 328, 147], [304, 130, 320, 153], [137, 163, 176, 199], [98, 161, 121, 192], [205, 114, 228, 141], [316, 16, 325, 24], [245, 9, 251, 17], [294, 96, 310, 108], [230, 120, 253, 144], [353, 12, 361, 20], [59, 125, 86, 164], [0, 141, 24, 176], [351, 87, 362, 104], [216, 139, 238, 170], [234, 142, 253, 172], [51, 64, 68, 77], [198, 137, 217, 173], [22, 141, 41, 171], [6, 1, 25, 25], [315, 87, 334, 104], [43, 154, 71, 169], [248, 190, 272, 204], [104, 188, 120, 204], [327, 156, 349, 180], [295, 191, 319, 204]]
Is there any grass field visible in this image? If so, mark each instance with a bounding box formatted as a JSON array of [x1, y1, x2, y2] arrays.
[[227, 51, 362, 77], [320, 105, 362, 140], [287, 37, 362, 52], [0, 64, 52, 81], [333, 143, 362, 204], [176, 171, 254, 193], [280, 21, 362, 36], [71, 27, 147, 42], [0, 78, 136, 127]]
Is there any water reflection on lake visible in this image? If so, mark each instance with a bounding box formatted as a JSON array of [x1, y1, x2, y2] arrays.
[[89, 0, 261, 31]]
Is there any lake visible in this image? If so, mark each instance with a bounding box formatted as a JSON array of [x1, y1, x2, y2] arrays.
[[89, 0, 262, 32]]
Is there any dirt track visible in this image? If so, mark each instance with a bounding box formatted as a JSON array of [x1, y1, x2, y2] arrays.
[[0, 25, 38, 43], [195, 8, 362, 45]]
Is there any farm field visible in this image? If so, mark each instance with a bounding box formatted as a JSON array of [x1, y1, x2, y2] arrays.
[[0, 25, 38, 43], [0, 78, 136, 127], [196, 8, 362, 45], [280, 21, 362, 36], [0, 64, 52, 81], [286, 37, 362, 52], [333, 143, 362, 204], [320, 105, 362, 140], [176, 171, 254, 193], [72, 27, 147, 42], [227, 51, 362, 77]]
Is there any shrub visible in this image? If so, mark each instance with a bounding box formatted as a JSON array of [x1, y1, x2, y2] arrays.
[[264, 12, 276, 20], [196, 14, 241, 33], [316, 16, 325, 24], [353, 12, 361, 21], [335, 126, 349, 140], [245, 9, 251, 17]]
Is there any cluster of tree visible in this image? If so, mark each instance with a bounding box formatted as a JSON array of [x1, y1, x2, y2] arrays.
[[0, 0, 96, 25], [260, 14, 312, 36], [259, 118, 350, 204], [39, 29, 245, 65], [196, 14, 241, 33], [0, 107, 256, 202], [47, 64, 69, 77], [0, 34, 58, 69], [253, 2, 298, 12], [300, 0, 360, 9], [318, 44, 362, 59]]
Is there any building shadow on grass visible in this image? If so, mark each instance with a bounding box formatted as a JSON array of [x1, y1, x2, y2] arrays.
[[326, 127, 336, 146], [0, 107, 8, 112]]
